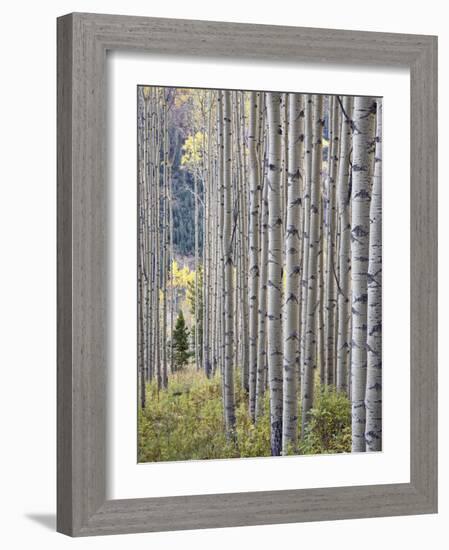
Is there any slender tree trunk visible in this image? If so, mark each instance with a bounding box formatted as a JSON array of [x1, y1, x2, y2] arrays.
[[193, 122, 200, 371], [266, 92, 283, 456], [351, 96, 376, 452], [218, 92, 226, 389], [281, 93, 289, 254], [365, 99, 382, 451], [169, 165, 174, 377], [137, 88, 146, 409], [255, 95, 268, 420], [248, 91, 261, 420], [300, 95, 313, 383], [154, 92, 161, 391], [162, 100, 168, 388], [255, 140, 269, 421], [282, 93, 303, 453], [301, 94, 324, 436], [203, 91, 213, 377], [222, 91, 236, 436], [325, 96, 339, 386], [317, 188, 325, 386], [238, 92, 250, 393], [336, 96, 354, 393], [143, 91, 151, 382]]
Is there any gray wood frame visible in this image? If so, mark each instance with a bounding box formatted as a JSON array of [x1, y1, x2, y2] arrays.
[[57, 12, 438, 537]]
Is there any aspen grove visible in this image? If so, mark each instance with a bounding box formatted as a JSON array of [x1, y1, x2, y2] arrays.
[[137, 87, 382, 461]]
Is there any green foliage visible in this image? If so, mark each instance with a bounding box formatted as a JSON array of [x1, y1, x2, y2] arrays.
[[299, 388, 352, 455], [138, 368, 272, 462], [171, 311, 190, 371], [138, 370, 351, 463]]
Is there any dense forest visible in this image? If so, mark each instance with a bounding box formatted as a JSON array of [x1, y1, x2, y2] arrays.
[[137, 86, 382, 461]]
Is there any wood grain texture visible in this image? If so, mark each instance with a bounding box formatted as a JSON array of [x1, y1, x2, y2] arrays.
[[57, 13, 74, 536], [57, 12, 438, 536]]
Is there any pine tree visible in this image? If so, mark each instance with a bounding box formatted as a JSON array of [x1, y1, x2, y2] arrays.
[[172, 311, 190, 371]]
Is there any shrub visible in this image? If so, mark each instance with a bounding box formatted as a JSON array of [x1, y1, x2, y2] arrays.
[[299, 388, 352, 455], [138, 369, 352, 463]]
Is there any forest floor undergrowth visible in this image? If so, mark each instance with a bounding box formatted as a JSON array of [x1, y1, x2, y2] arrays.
[[138, 367, 352, 463]]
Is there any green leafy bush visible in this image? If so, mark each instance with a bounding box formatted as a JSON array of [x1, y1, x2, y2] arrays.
[[299, 388, 352, 455], [138, 369, 351, 463]]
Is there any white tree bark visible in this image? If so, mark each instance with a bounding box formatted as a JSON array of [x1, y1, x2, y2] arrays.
[[317, 194, 325, 386], [301, 94, 323, 436], [266, 92, 283, 456], [282, 93, 303, 453], [300, 95, 313, 380], [255, 96, 268, 421], [248, 91, 261, 420], [203, 91, 213, 377], [238, 92, 250, 394], [365, 99, 382, 451], [137, 87, 146, 408], [351, 96, 376, 452], [336, 96, 354, 393], [325, 96, 339, 386], [256, 148, 268, 421], [222, 90, 236, 436], [162, 99, 169, 388]]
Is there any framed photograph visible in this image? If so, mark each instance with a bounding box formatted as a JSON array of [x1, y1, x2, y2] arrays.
[[57, 12, 437, 536]]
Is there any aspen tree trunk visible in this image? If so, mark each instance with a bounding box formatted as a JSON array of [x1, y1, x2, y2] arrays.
[[351, 96, 376, 452], [137, 88, 146, 409], [169, 164, 174, 376], [296, 96, 306, 397], [147, 135, 152, 381], [217, 92, 225, 385], [336, 96, 354, 393], [301, 94, 323, 436], [202, 112, 208, 375], [255, 139, 269, 421], [325, 96, 339, 386], [162, 99, 168, 388], [333, 213, 341, 384], [248, 91, 260, 420], [154, 92, 161, 391], [212, 153, 220, 374], [255, 95, 268, 421], [281, 93, 289, 248], [210, 97, 218, 374], [365, 99, 382, 451], [142, 90, 151, 382], [147, 90, 155, 381], [317, 190, 325, 386], [282, 93, 303, 453], [222, 91, 236, 435], [232, 97, 241, 382], [300, 95, 313, 379], [238, 92, 250, 393], [266, 92, 283, 456], [230, 92, 239, 379], [138, 267, 146, 408], [203, 91, 213, 377], [193, 122, 199, 371]]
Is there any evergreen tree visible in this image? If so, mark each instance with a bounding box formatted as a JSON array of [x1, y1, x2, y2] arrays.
[[172, 311, 190, 371]]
